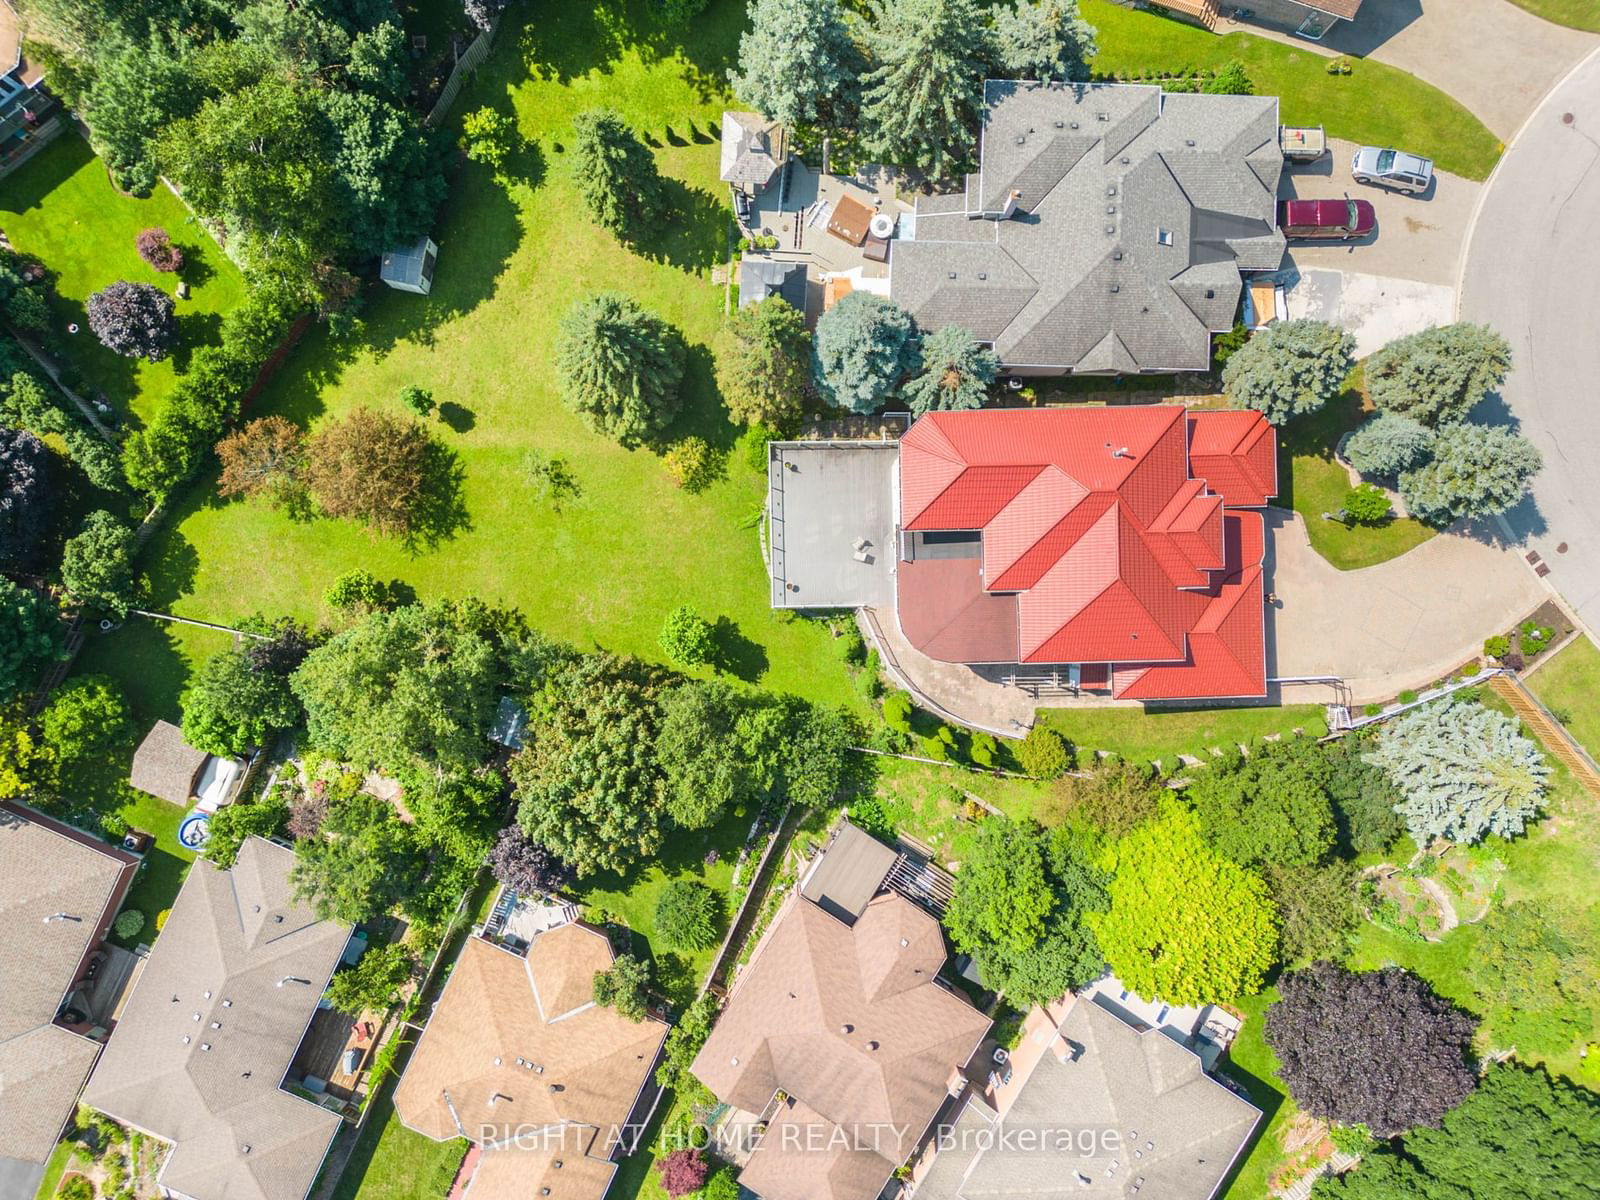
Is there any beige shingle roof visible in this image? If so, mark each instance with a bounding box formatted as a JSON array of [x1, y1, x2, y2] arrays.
[[81, 838, 350, 1200], [465, 1124, 618, 1200], [129, 721, 208, 806], [0, 804, 137, 1163], [393, 925, 666, 1157], [692, 892, 989, 1200]]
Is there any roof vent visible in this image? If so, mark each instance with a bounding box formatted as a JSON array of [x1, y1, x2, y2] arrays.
[[840, 1024, 854, 1035], [1070, 121, 1079, 129], [242, 1146, 251, 1155], [1113, 446, 1130, 458], [201, 1043, 212, 1052], [1158, 229, 1174, 246], [977, 273, 987, 281], [731, 1057, 740, 1066], [1106, 205, 1115, 215], [494, 1058, 502, 1067], [222, 999, 233, 1008], [1120, 155, 1130, 165], [899, 938, 910, 947], [253, 905, 261, 913], [1109, 283, 1120, 294], [1054, 120, 1064, 128], [273, 914, 283, 923], [868, 1040, 880, 1051], [1185, 138, 1196, 146], [547, 1083, 564, 1093], [193, 1012, 201, 1021], [1015, 134, 1026, 145], [947, 271, 957, 280], [204, 991, 212, 999], [1105, 225, 1115, 235], [1113, 250, 1123, 261], [1205, 288, 1215, 299], [1106, 185, 1117, 196], [554, 1162, 563, 1170], [1096, 112, 1109, 121], [181, 1036, 191, 1045], [211, 1021, 221, 1029]]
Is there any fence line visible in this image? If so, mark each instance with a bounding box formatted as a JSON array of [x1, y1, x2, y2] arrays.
[[425, 16, 501, 128], [129, 609, 272, 640]]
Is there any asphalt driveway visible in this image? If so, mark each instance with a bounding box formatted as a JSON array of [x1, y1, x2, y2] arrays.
[[1458, 49, 1600, 632]]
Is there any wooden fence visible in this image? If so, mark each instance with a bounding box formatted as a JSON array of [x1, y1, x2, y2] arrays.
[[425, 16, 501, 128]]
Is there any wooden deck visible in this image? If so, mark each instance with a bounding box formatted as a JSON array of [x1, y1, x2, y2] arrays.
[[290, 1007, 374, 1101]]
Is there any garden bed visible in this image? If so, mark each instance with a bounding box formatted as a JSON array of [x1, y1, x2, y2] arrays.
[[1365, 864, 1451, 941], [1487, 599, 1575, 673]]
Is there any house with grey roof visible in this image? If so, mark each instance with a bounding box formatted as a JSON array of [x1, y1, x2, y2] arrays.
[[0, 803, 139, 1200], [911, 998, 1260, 1200], [720, 110, 786, 194], [891, 81, 1286, 375], [81, 838, 351, 1200]]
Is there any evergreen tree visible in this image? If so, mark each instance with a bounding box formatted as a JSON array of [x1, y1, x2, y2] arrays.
[[714, 296, 810, 429], [1367, 323, 1512, 427], [0, 426, 55, 569], [811, 291, 919, 412], [555, 293, 685, 446], [859, 0, 992, 178], [1221, 319, 1355, 425], [730, 0, 863, 127], [1364, 700, 1549, 844], [993, 0, 1097, 82], [902, 325, 999, 415], [569, 108, 664, 245], [1344, 412, 1435, 478], [1399, 422, 1541, 525]]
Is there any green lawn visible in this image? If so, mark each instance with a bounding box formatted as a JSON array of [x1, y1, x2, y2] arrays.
[[1503, 0, 1600, 30], [1083, 0, 1503, 180], [1274, 377, 1436, 571], [332, 1036, 468, 1200], [31, 1139, 80, 1200], [1035, 703, 1327, 766], [1525, 636, 1600, 757], [0, 132, 247, 426]]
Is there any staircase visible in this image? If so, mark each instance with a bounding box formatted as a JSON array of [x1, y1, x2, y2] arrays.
[[1487, 673, 1600, 798], [1158, 0, 1221, 31]]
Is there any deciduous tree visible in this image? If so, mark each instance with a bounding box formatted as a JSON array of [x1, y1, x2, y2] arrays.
[[203, 795, 290, 869], [714, 296, 809, 429], [813, 292, 919, 412], [1364, 700, 1549, 844], [1324, 735, 1403, 856], [488, 824, 575, 896], [569, 108, 664, 245], [325, 942, 414, 1015], [1090, 800, 1277, 1005], [461, 106, 519, 170], [217, 416, 307, 510], [730, 0, 862, 127], [1463, 901, 1596, 1055], [1039, 758, 1160, 837], [40, 675, 133, 764], [658, 605, 715, 668], [555, 293, 685, 446], [994, 0, 1097, 81], [291, 791, 426, 923], [947, 817, 1056, 956], [181, 647, 302, 757], [0, 579, 62, 702], [1267, 962, 1477, 1136], [593, 952, 652, 1021], [1398, 422, 1541, 526], [656, 681, 770, 829], [902, 325, 998, 415], [1186, 738, 1337, 870], [1367, 323, 1512, 427], [1221, 319, 1355, 425], [87, 281, 177, 362], [1267, 860, 1362, 964], [0, 426, 54, 569], [61, 511, 139, 618], [860, 0, 991, 177], [304, 407, 435, 537]]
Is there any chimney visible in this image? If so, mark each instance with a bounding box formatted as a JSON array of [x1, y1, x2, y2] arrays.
[[999, 189, 1022, 220]]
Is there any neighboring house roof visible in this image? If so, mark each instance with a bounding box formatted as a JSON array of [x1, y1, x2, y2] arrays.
[[721, 111, 784, 190], [739, 258, 808, 311], [892, 82, 1285, 372], [1303, 0, 1363, 19], [798, 821, 898, 926], [393, 924, 667, 1200], [129, 720, 209, 806], [895, 408, 1274, 699], [0, 804, 138, 1165], [81, 838, 350, 1200], [692, 891, 990, 1200], [914, 1000, 1260, 1200]]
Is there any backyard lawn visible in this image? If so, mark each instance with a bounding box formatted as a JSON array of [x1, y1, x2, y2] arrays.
[[0, 132, 247, 426], [1525, 635, 1600, 756], [1274, 376, 1436, 571], [1035, 702, 1327, 766], [1083, 0, 1503, 180], [331, 1039, 468, 1200], [1503, 0, 1600, 30]]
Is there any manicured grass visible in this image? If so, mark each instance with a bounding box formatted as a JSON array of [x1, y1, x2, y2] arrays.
[[1083, 0, 1503, 180], [1503, 0, 1600, 31], [332, 1038, 468, 1200], [1274, 377, 1436, 571], [0, 131, 247, 426], [576, 812, 750, 1009], [1035, 703, 1327, 766], [109, 0, 857, 733], [31, 1139, 80, 1200], [1525, 635, 1600, 757]]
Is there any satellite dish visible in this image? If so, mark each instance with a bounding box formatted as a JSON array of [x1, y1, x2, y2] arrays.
[[869, 213, 896, 239]]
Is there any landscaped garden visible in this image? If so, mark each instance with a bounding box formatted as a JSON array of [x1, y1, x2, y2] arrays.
[[0, 135, 246, 426], [1081, 0, 1503, 180]]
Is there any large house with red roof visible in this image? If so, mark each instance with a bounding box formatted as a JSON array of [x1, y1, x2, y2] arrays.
[[767, 405, 1277, 702]]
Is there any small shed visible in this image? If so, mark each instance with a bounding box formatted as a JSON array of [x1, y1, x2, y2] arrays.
[[738, 259, 807, 311], [799, 820, 898, 926], [719, 111, 785, 193], [129, 721, 209, 806], [380, 236, 438, 295]]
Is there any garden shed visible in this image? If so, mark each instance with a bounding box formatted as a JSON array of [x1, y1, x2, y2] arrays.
[[738, 258, 807, 311], [129, 720, 209, 806], [380, 235, 438, 295]]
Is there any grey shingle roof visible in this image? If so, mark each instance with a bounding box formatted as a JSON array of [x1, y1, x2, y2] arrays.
[[915, 1000, 1260, 1200], [129, 720, 208, 806], [721, 111, 784, 190], [892, 82, 1285, 373], [82, 838, 351, 1200], [0, 804, 137, 1163], [739, 259, 808, 311]]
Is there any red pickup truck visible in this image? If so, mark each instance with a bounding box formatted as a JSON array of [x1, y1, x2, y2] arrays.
[[1278, 196, 1376, 241]]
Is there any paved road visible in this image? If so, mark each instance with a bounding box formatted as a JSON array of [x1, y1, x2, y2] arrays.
[[1459, 49, 1600, 630]]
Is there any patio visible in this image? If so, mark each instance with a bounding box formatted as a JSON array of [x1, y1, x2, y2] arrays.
[[482, 887, 578, 952]]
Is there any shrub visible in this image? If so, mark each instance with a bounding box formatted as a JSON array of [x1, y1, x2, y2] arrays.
[[521, 451, 582, 510], [655, 1149, 709, 1199], [324, 568, 388, 611], [461, 106, 519, 170], [658, 605, 715, 667], [882, 691, 914, 733], [1018, 726, 1073, 779], [112, 909, 145, 939], [654, 880, 721, 950], [1398, 689, 1418, 705], [969, 731, 998, 768], [135, 227, 184, 272], [700, 1168, 740, 1200], [398, 384, 434, 419], [6, 286, 50, 334], [154, 909, 171, 931], [1343, 483, 1391, 524], [58, 1177, 94, 1200], [1483, 634, 1511, 660], [662, 436, 722, 493], [86, 281, 177, 362]]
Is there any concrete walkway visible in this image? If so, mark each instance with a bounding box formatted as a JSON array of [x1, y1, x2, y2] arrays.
[[1265, 509, 1548, 704]]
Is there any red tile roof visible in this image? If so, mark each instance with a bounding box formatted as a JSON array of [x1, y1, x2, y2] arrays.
[[896, 408, 1273, 700]]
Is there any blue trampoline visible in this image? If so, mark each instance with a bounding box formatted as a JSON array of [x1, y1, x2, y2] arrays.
[[178, 810, 211, 850]]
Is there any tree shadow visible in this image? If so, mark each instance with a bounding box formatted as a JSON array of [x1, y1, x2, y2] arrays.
[[635, 179, 728, 274], [386, 578, 420, 607], [177, 239, 220, 290], [402, 439, 472, 553], [438, 401, 475, 433], [710, 616, 767, 682], [663, 124, 688, 147], [685, 118, 715, 145], [139, 525, 201, 608], [171, 310, 223, 372]]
